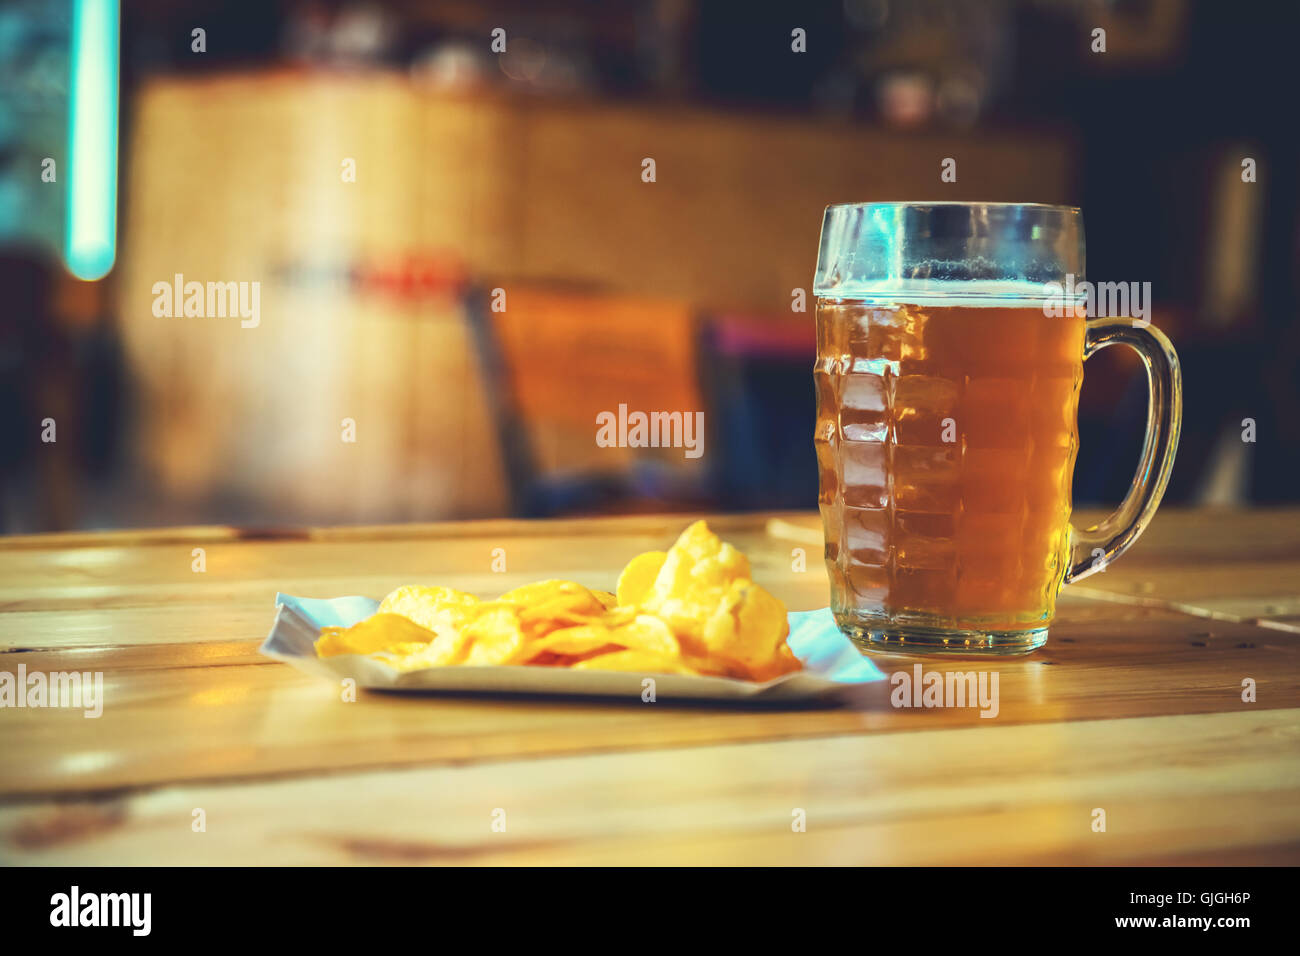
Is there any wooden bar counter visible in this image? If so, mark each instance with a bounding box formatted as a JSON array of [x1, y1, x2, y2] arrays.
[[1, 508, 1297, 865]]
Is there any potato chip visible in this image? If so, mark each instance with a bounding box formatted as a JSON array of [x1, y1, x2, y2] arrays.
[[572, 649, 693, 675], [634, 522, 759, 648], [515, 624, 620, 662], [380, 584, 479, 613], [701, 580, 797, 681], [499, 580, 610, 633], [583, 606, 639, 628], [461, 607, 526, 665], [608, 614, 680, 658], [736, 584, 798, 679], [518, 600, 604, 632], [313, 520, 801, 683], [615, 550, 666, 607], [747, 643, 802, 683], [316, 613, 436, 658], [380, 585, 480, 633], [652, 521, 751, 598], [499, 580, 602, 611]]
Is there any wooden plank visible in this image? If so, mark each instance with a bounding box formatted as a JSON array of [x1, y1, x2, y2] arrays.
[[1, 508, 1296, 864], [771, 509, 1300, 626], [3, 510, 1296, 800], [2, 600, 1291, 798], [0, 515, 829, 647], [3, 507, 1292, 556], [5, 509, 1297, 644], [3, 709, 1295, 865]]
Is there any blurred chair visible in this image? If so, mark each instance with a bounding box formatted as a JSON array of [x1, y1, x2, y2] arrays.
[[698, 312, 818, 511], [469, 285, 708, 516]]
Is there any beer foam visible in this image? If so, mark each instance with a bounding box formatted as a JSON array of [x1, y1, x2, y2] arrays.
[[816, 279, 1084, 307]]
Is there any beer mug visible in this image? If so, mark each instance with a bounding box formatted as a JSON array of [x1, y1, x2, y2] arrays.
[[813, 202, 1181, 654]]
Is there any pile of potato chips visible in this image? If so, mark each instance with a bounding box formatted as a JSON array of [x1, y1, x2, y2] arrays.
[[314, 521, 801, 681]]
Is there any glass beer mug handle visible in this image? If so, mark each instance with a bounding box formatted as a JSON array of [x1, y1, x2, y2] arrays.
[[1065, 319, 1183, 583]]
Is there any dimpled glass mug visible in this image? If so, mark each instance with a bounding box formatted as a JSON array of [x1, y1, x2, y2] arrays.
[[813, 202, 1181, 655]]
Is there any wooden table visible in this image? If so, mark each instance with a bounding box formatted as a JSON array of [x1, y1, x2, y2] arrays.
[[1, 508, 1297, 865]]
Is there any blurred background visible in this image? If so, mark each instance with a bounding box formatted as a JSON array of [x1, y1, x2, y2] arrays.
[[0, 0, 1297, 533]]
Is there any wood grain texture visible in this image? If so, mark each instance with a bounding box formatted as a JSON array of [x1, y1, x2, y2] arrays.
[[3, 709, 1296, 865], [1, 508, 1297, 864]]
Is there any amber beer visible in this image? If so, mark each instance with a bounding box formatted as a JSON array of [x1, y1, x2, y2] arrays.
[[812, 203, 1180, 655], [815, 298, 1086, 641]]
